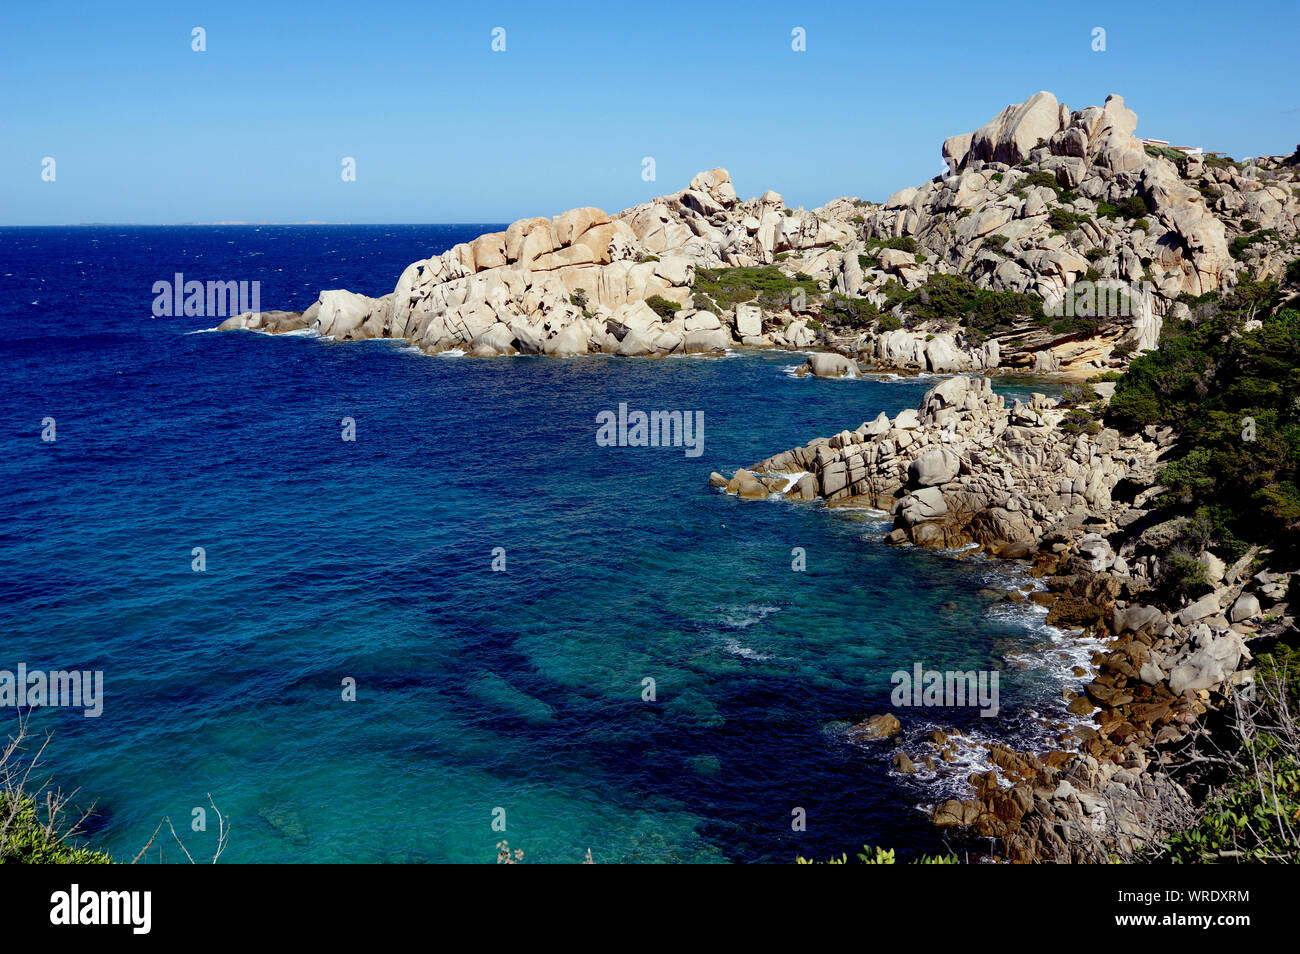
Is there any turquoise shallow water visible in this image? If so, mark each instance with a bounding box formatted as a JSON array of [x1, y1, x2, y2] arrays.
[[0, 226, 1072, 863]]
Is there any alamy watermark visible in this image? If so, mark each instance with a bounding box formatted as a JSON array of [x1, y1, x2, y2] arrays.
[[595, 402, 704, 457], [0, 664, 103, 718], [891, 662, 999, 717], [50, 885, 150, 934], [151, 273, 260, 318]]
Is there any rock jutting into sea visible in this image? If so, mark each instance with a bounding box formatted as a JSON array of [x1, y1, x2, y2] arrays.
[[219, 90, 1300, 378], [713, 372, 1283, 861]]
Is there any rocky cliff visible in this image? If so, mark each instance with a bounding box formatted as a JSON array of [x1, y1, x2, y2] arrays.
[[220, 91, 1300, 378]]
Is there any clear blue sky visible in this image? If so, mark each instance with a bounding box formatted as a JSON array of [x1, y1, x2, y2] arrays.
[[2, 0, 1297, 224]]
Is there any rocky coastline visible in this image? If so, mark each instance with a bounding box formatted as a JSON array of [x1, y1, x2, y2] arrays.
[[218, 89, 1300, 862], [218, 90, 1298, 386], [711, 373, 1284, 862]]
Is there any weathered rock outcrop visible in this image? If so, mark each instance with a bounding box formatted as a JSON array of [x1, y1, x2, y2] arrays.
[[715, 371, 1288, 862], [740, 374, 1163, 552], [221, 91, 1299, 376], [834, 93, 1298, 373]]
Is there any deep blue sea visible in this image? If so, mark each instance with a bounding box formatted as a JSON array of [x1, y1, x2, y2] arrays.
[[0, 225, 1077, 863]]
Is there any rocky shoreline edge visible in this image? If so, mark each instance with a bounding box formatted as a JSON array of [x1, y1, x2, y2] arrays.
[[215, 89, 1297, 385], [207, 87, 1299, 861], [712, 373, 1283, 862]]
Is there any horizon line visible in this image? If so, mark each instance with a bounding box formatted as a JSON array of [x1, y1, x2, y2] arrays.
[[0, 221, 520, 228]]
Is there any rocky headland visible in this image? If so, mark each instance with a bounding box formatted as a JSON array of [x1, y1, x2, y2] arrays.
[[221, 91, 1300, 383], [221, 89, 1300, 862], [712, 370, 1295, 861]]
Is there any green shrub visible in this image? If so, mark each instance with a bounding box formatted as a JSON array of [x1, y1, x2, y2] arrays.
[[863, 236, 918, 254], [877, 314, 903, 332], [1230, 229, 1277, 261], [1285, 258, 1300, 287], [1161, 552, 1212, 602], [796, 844, 958, 864], [886, 272, 1043, 334], [1013, 170, 1077, 203], [1144, 144, 1186, 163], [1061, 382, 1099, 405], [1048, 207, 1092, 233], [691, 266, 820, 314], [1019, 170, 1061, 192], [1161, 741, 1300, 863], [1111, 338, 1136, 359], [644, 295, 681, 319], [1106, 280, 1300, 552], [0, 793, 114, 864], [1059, 407, 1101, 436], [820, 294, 879, 327], [1098, 196, 1149, 220]]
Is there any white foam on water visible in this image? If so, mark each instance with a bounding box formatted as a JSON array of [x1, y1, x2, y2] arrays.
[[985, 583, 1107, 737], [776, 471, 810, 495], [679, 348, 739, 360], [876, 721, 1008, 801], [827, 499, 891, 518], [857, 547, 1109, 807], [720, 637, 773, 661], [719, 603, 781, 630]]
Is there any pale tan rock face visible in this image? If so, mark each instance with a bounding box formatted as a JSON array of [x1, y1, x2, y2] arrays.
[[942, 133, 973, 170], [470, 231, 508, 271], [227, 89, 1297, 368], [968, 91, 1064, 167], [737, 374, 1163, 554], [551, 207, 610, 246], [313, 289, 389, 339]]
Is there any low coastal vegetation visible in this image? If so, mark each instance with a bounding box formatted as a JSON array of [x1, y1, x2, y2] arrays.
[[881, 273, 1045, 335], [690, 266, 820, 314], [1140, 650, 1300, 863], [0, 793, 112, 864], [1107, 268, 1300, 557], [795, 845, 958, 864], [1, 715, 229, 864], [1, 717, 111, 863], [1096, 265, 1300, 863]]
